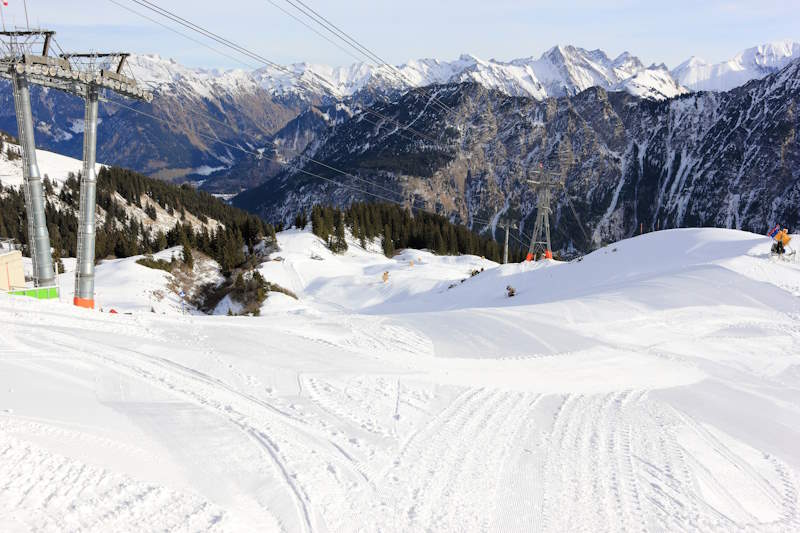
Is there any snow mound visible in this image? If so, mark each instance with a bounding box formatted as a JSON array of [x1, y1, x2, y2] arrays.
[[258, 228, 495, 313]]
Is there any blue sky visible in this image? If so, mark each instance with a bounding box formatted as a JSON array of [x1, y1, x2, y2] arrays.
[[3, 0, 798, 69]]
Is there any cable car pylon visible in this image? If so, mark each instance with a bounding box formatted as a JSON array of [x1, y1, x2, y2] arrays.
[[1, 30, 151, 307], [59, 52, 152, 309], [526, 162, 561, 261], [1, 30, 59, 287], [525, 146, 589, 261]]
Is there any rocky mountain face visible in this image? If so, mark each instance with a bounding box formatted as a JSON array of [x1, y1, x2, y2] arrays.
[[199, 103, 354, 193], [234, 58, 800, 253], [0, 47, 686, 185], [0, 54, 306, 182], [1, 42, 795, 196]]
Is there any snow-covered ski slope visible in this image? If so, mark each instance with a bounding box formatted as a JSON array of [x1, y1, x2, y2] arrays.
[[2, 228, 800, 532]]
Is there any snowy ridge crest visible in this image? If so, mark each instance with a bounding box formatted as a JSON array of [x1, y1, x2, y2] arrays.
[[126, 41, 800, 105], [127, 45, 688, 102], [672, 40, 800, 91]]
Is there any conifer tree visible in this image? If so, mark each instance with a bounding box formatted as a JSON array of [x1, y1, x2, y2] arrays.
[[181, 236, 194, 269], [437, 228, 447, 254], [155, 230, 167, 252], [311, 206, 325, 239], [331, 211, 348, 253], [382, 224, 395, 257]]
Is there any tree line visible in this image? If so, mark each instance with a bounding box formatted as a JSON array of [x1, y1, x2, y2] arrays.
[[0, 166, 275, 274], [304, 202, 524, 262], [0, 159, 525, 273]]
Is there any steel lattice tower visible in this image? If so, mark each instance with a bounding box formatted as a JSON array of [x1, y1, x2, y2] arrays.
[[526, 148, 572, 261], [526, 170, 563, 260]]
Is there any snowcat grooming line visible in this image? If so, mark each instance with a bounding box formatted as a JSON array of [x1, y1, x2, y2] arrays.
[[0, 31, 152, 308]]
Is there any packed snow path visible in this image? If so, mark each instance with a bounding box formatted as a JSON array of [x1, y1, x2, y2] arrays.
[[2, 228, 800, 531]]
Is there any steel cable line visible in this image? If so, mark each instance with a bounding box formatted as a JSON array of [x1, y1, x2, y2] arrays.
[[131, 0, 440, 123], [126, 0, 348, 101], [111, 0, 447, 147], [103, 97, 528, 251], [105, 0, 536, 248], [264, 0, 366, 66], [108, 0, 262, 72], [274, 0, 458, 118], [283, 0, 459, 116], [129, 0, 287, 72], [107, 1, 449, 204]]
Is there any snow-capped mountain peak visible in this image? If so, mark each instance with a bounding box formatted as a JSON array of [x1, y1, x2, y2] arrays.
[[109, 41, 800, 106], [125, 53, 259, 99], [616, 63, 689, 100], [122, 45, 689, 103], [672, 40, 800, 91], [736, 39, 800, 69]]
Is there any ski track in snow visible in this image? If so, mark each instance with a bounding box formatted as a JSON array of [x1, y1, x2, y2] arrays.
[[2, 228, 800, 531], [0, 424, 227, 532]]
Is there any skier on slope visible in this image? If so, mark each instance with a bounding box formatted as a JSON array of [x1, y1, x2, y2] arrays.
[[768, 225, 792, 256]]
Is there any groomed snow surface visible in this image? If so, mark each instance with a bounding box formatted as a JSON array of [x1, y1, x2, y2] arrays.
[[2, 227, 800, 532]]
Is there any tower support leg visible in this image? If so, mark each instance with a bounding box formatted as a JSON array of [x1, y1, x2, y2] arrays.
[[74, 86, 99, 309], [503, 222, 509, 264], [544, 189, 552, 257], [12, 72, 54, 287]]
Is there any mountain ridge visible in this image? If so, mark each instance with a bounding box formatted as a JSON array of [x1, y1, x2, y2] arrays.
[[233, 56, 800, 253], [0, 40, 795, 188], [672, 39, 800, 91]]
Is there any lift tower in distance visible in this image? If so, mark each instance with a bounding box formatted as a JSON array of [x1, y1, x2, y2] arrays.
[[526, 165, 562, 261], [60, 52, 152, 309], [0, 30, 58, 287], [525, 147, 593, 262]]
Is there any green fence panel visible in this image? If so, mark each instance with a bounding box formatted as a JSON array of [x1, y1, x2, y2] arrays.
[[7, 286, 60, 300]]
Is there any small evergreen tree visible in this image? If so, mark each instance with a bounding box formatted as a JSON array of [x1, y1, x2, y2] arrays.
[[156, 230, 168, 251], [294, 210, 308, 230], [330, 211, 348, 253], [311, 206, 326, 239], [382, 224, 395, 257], [181, 237, 194, 269]]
